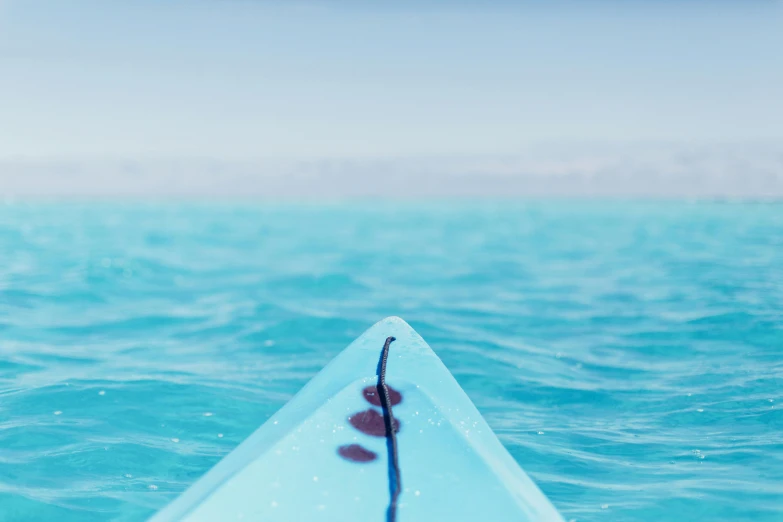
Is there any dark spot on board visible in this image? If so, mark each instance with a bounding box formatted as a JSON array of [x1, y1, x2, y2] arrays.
[[363, 385, 402, 407], [348, 409, 401, 437], [338, 444, 378, 463]]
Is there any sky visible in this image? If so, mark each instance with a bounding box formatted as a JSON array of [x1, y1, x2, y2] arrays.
[[1, 0, 782, 162]]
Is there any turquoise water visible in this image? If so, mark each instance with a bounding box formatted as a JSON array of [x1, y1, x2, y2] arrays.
[[1, 201, 781, 522]]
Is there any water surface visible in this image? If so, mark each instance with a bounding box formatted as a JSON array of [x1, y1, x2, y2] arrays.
[[1, 201, 781, 521]]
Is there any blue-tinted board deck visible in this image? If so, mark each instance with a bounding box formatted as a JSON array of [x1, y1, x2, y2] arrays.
[[149, 317, 564, 522]]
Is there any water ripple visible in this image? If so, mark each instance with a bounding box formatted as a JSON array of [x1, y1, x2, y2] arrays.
[[0, 201, 782, 521]]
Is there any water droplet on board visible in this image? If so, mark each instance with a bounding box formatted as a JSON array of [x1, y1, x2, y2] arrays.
[[98, 390, 106, 396], [54, 411, 62, 415], [171, 438, 179, 443], [203, 412, 213, 417], [601, 504, 609, 509], [148, 484, 158, 490], [697, 409, 704, 413], [218, 433, 223, 438]]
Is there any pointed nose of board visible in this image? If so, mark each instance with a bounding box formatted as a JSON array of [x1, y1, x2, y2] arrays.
[[344, 316, 433, 361], [149, 316, 565, 522], [366, 316, 418, 340]]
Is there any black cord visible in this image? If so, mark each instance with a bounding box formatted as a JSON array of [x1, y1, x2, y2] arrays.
[[377, 336, 400, 522]]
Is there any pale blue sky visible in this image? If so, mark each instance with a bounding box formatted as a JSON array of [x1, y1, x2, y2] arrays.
[[1, 0, 782, 160]]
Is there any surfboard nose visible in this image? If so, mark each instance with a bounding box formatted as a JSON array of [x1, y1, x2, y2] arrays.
[[350, 316, 430, 357]]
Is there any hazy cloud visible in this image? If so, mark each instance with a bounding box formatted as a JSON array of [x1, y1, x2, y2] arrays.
[[1, 144, 781, 198]]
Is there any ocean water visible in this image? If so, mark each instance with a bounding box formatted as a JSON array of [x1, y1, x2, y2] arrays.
[[0, 201, 781, 522]]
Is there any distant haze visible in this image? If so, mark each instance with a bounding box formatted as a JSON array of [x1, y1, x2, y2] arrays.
[[1, 1, 782, 197], [2, 144, 781, 198]]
